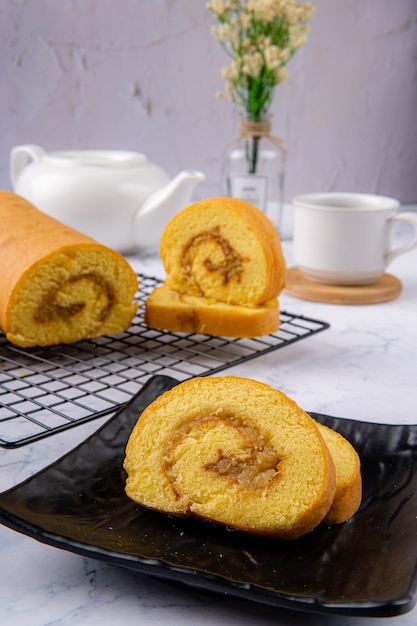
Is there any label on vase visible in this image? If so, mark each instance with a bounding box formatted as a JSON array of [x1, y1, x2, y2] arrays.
[[229, 174, 267, 213]]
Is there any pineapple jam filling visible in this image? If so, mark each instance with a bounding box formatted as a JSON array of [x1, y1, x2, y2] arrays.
[[34, 274, 113, 323], [163, 414, 280, 492], [182, 227, 245, 292]]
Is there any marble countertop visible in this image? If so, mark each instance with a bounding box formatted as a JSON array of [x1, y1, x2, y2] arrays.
[[1, 209, 416, 626]]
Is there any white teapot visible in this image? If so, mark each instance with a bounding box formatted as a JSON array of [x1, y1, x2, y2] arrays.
[[10, 145, 205, 253]]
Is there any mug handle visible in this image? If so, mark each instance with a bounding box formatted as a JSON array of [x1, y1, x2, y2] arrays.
[[10, 144, 45, 189], [386, 212, 417, 266]]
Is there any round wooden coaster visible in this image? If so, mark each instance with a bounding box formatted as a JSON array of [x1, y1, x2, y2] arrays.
[[284, 267, 402, 305]]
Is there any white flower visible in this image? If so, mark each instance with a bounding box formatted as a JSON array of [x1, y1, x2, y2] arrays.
[[264, 45, 281, 70], [242, 51, 264, 78], [274, 66, 289, 84], [221, 59, 240, 81], [205, 0, 230, 17], [207, 0, 316, 119]]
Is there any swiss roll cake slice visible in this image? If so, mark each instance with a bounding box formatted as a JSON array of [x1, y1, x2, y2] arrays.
[[124, 376, 337, 540], [159, 197, 286, 306]]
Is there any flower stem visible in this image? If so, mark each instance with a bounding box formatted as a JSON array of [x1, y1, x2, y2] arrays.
[[246, 135, 260, 174]]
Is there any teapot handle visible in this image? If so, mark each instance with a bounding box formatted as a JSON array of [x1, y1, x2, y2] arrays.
[[10, 144, 45, 188]]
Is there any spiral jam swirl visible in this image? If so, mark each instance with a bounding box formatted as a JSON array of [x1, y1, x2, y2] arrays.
[[182, 227, 246, 295], [163, 414, 280, 497], [34, 274, 113, 323]]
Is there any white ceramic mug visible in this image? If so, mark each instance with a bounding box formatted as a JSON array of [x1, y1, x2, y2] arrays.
[[292, 193, 417, 285]]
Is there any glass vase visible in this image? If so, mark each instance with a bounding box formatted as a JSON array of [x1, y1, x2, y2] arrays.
[[223, 118, 286, 234]]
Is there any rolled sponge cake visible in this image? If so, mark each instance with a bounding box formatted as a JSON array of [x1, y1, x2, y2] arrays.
[[145, 197, 286, 337], [0, 191, 138, 347], [160, 197, 286, 306], [124, 376, 338, 540]]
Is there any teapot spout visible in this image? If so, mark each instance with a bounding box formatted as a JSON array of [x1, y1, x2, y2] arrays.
[[132, 169, 205, 249]]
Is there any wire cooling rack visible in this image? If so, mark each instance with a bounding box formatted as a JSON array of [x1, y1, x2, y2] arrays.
[[0, 273, 329, 448]]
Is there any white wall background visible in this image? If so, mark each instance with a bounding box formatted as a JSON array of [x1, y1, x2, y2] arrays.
[[1, 0, 416, 203]]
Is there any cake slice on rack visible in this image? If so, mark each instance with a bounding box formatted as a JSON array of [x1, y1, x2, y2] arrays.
[[145, 197, 286, 337]]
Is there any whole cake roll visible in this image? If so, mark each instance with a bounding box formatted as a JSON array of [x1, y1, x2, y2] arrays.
[[124, 376, 338, 540], [160, 197, 286, 306], [0, 191, 138, 347]]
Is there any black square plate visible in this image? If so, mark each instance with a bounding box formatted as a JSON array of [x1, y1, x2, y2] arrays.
[[0, 375, 416, 617]]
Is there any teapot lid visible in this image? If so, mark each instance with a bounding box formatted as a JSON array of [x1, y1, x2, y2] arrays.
[[46, 150, 148, 167]]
